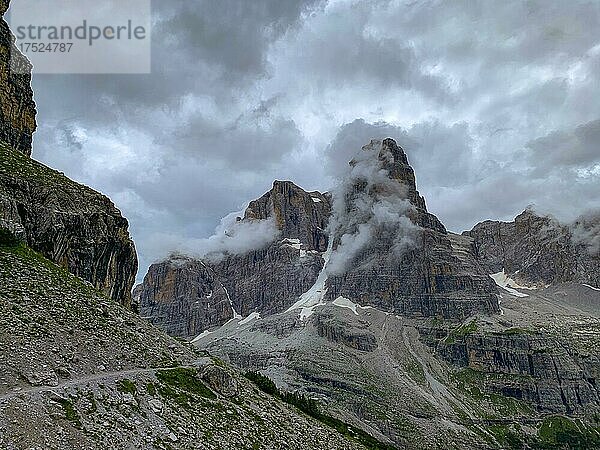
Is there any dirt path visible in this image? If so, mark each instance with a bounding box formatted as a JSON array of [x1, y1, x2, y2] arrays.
[[0, 364, 201, 403]]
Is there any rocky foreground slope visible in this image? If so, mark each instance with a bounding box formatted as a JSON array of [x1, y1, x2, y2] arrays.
[[0, 229, 367, 449]]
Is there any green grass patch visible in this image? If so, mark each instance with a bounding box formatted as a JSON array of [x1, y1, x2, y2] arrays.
[[444, 320, 478, 344], [156, 367, 216, 408], [487, 424, 525, 448], [117, 379, 137, 395], [56, 397, 82, 428], [536, 416, 600, 449], [404, 360, 427, 386]]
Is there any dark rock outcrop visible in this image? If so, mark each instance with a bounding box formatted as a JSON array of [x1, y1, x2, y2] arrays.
[[326, 139, 499, 320], [244, 180, 331, 252], [215, 180, 332, 316], [136, 255, 234, 339], [0, 144, 138, 305], [0, 1, 37, 156], [466, 208, 600, 287], [0, 2, 137, 306], [440, 331, 599, 414]]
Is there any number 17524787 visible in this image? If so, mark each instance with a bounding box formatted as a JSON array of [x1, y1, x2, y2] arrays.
[[19, 42, 73, 53]]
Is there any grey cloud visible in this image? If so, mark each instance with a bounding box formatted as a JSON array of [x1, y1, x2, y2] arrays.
[[327, 140, 419, 276], [173, 213, 281, 262], [571, 210, 600, 256], [268, 0, 453, 104], [526, 118, 600, 171], [156, 0, 323, 80]]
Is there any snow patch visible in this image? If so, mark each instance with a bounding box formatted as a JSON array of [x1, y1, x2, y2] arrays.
[[191, 330, 212, 343], [239, 311, 261, 325], [490, 270, 529, 298], [583, 284, 600, 292], [332, 296, 373, 315], [311, 197, 322, 203], [287, 238, 333, 320], [223, 284, 242, 319]]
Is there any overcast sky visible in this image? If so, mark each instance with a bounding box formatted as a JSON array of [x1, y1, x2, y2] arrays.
[[29, 0, 600, 279]]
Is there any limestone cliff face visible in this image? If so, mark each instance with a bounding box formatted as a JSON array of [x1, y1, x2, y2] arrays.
[[136, 255, 234, 339], [467, 209, 600, 287], [216, 181, 332, 316], [326, 139, 499, 320], [244, 180, 330, 252], [139, 140, 501, 337], [138, 181, 332, 338], [0, 145, 138, 306], [0, 1, 37, 156], [440, 331, 599, 414]]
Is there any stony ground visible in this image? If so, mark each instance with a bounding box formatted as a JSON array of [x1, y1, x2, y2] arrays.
[[0, 238, 365, 450]]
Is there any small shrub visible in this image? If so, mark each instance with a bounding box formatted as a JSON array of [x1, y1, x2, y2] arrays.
[[117, 379, 137, 395], [244, 371, 279, 396], [0, 227, 19, 248], [147, 382, 156, 396], [56, 397, 82, 428]]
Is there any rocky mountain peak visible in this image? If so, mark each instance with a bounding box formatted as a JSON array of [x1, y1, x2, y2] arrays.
[[352, 138, 428, 212], [320, 138, 499, 318], [468, 208, 599, 287], [243, 180, 331, 252]]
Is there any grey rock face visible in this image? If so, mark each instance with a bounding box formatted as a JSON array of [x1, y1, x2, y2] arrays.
[[244, 180, 331, 252], [214, 240, 326, 317], [0, 145, 137, 306], [326, 139, 499, 320], [137, 255, 234, 339], [139, 140, 500, 338], [139, 180, 333, 336], [439, 331, 599, 414], [0, 1, 37, 157], [315, 313, 377, 352], [466, 208, 600, 287]]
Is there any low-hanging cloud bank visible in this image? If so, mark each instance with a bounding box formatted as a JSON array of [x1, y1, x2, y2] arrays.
[[326, 139, 420, 276], [166, 211, 280, 263], [571, 210, 600, 256]]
